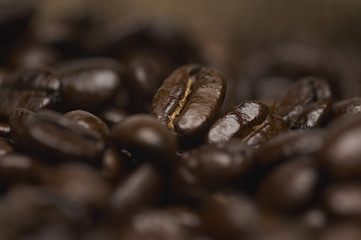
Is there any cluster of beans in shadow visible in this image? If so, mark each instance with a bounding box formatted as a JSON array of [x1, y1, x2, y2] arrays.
[[3, 1, 361, 240]]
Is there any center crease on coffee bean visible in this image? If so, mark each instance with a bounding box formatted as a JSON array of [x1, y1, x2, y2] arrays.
[[168, 76, 193, 130]]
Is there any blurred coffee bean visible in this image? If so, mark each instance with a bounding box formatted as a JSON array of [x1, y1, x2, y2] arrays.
[[254, 129, 325, 169], [257, 158, 319, 213], [110, 164, 163, 217], [330, 97, 361, 122], [101, 147, 127, 181], [206, 101, 269, 144], [57, 58, 124, 111], [0, 137, 13, 156], [2, 68, 61, 92], [15, 110, 105, 163], [322, 183, 361, 220], [176, 139, 253, 190], [111, 114, 177, 167], [318, 114, 361, 179], [252, 76, 294, 101], [0, 122, 10, 138], [0, 153, 42, 186], [317, 222, 361, 240], [99, 107, 128, 127], [151, 64, 226, 140], [0, 88, 58, 120], [200, 192, 263, 240], [277, 77, 333, 129], [42, 163, 111, 210], [8, 107, 34, 145], [118, 208, 193, 240], [65, 110, 110, 143]]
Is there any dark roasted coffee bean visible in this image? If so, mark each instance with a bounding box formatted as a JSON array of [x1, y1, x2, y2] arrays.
[[257, 158, 319, 213], [42, 163, 111, 210], [65, 110, 110, 143], [15, 110, 105, 163], [318, 114, 361, 179], [0, 122, 10, 138], [254, 130, 325, 169], [278, 77, 333, 129], [118, 209, 193, 240], [330, 97, 361, 122], [2, 68, 61, 92], [57, 58, 124, 111], [0, 137, 14, 156], [175, 139, 253, 190], [111, 114, 177, 166], [151, 64, 226, 140], [323, 183, 361, 220], [0, 88, 58, 120], [110, 164, 163, 217], [243, 116, 287, 147], [165, 205, 203, 233], [99, 107, 128, 127], [200, 192, 263, 240], [206, 101, 269, 143], [101, 147, 127, 181], [0, 153, 42, 186], [8, 107, 34, 145]]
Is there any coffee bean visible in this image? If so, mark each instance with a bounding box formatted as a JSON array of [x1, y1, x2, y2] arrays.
[[206, 101, 269, 144], [254, 129, 325, 169], [14, 110, 105, 163], [101, 147, 127, 181], [65, 110, 110, 143], [330, 97, 361, 122], [0, 137, 14, 156], [257, 158, 319, 213], [151, 64, 226, 140], [110, 164, 163, 217], [111, 114, 177, 167], [278, 76, 333, 129], [57, 58, 124, 111], [323, 183, 361, 220], [318, 114, 361, 179]]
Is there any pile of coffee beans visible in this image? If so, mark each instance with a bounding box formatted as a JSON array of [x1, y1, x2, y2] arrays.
[[2, 1, 361, 240]]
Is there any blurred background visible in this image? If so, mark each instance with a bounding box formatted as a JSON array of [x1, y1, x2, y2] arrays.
[[36, 0, 361, 46]]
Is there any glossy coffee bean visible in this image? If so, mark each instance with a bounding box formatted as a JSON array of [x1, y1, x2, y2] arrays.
[[101, 147, 127, 181], [318, 114, 361, 179], [323, 183, 361, 220], [151, 64, 226, 140], [57, 58, 124, 111], [111, 114, 177, 167], [16, 110, 105, 163], [110, 164, 163, 217], [278, 77, 333, 129], [2, 68, 61, 92], [243, 116, 287, 147], [176, 139, 253, 190], [0, 122, 10, 138], [257, 158, 319, 213], [65, 110, 110, 143], [0, 137, 14, 156], [206, 101, 269, 144], [254, 129, 325, 169], [330, 97, 361, 122], [0, 88, 57, 120], [42, 163, 111, 210]]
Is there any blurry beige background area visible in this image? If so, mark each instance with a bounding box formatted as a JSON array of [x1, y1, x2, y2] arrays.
[[36, 0, 361, 46]]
